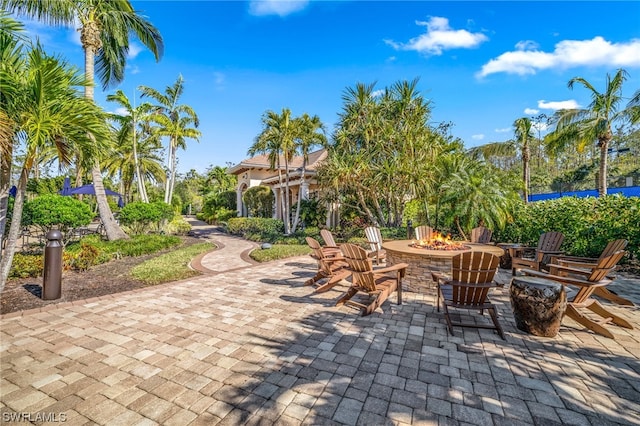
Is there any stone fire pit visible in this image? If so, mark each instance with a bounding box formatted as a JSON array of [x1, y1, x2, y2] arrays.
[[382, 240, 505, 293]]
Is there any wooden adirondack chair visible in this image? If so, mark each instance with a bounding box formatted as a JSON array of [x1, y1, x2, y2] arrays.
[[337, 243, 408, 316], [364, 226, 386, 265], [305, 237, 351, 293], [471, 226, 493, 244], [434, 252, 504, 339], [414, 225, 435, 241], [511, 231, 564, 276], [319, 229, 341, 256], [550, 239, 631, 306], [521, 250, 633, 339]]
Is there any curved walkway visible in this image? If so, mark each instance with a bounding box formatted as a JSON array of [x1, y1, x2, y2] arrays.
[[1, 219, 639, 425]]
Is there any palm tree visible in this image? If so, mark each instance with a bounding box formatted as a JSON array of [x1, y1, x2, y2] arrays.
[[106, 89, 164, 203], [139, 75, 201, 205], [548, 69, 635, 197], [0, 44, 110, 290], [291, 113, 327, 232], [513, 117, 534, 203], [249, 108, 298, 234], [3, 0, 164, 240]]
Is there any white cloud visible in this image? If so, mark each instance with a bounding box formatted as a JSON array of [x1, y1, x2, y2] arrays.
[[114, 107, 130, 116], [494, 127, 511, 133], [538, 99, 580, 110], [524, 108, 539, 115], [127, 64, 140, 75], [385, 16, 488, 56], [478, 36, 640, 77], [127, 42, 143, 59], [372, 89, 385, 98], [249, 0, 309, 17], [472, 134, 485, 140]]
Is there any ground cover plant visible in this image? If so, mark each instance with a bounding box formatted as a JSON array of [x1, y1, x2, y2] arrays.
[[131, 242, 214, 284]]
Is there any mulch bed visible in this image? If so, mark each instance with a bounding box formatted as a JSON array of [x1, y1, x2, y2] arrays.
[[1, 236, 206, 315]]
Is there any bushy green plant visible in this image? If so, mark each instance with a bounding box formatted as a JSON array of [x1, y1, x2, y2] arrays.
[[119, 201, 174, 234], [165, 217, 192, 235], [8, 253, 43, 278], [226, 217, 284, 237], [22, 194, 93, 242], [493, 195, 640, 258], [243, 186, 274, 218], [200, 190, 237, 224]]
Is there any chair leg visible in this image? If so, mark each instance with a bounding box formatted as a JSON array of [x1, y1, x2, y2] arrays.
[[488, 307, 505, 340], [442, 304, 454, 335], [314, 270, 350, 293], [564, 305, 615, 339], [305, 269, 327, 286], [336, 287, 358, 306], [586, 299, 633, 329], [593, 287, 635, 306]]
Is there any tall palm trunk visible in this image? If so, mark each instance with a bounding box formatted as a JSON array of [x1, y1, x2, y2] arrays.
[[82, 24, 128, 240], [291, 159, 307, 232], [523, 144, 530, 203], [132, 106, 147, 203], [0, 141, 12, 266], [164, 139, 176, 204], [598, 136, 610, 197], [0, 164, 29, 289]]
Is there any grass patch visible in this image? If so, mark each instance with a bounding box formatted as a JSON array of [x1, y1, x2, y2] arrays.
[[250, 244, 310, 262], [130, 242, 215, 285]]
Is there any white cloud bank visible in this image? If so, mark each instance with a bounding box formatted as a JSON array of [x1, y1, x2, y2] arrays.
[[249, 0, 309, 17], [385, 16, 488, 55], [478, 36, 640, 77], [472, 134, 485, 140], [538, 100, 580, 110]]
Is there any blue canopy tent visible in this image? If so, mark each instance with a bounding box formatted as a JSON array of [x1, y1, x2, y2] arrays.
[[59, 181, 124, 208]]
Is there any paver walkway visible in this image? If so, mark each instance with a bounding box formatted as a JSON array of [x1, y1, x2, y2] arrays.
[[1, 219, 639, 425]]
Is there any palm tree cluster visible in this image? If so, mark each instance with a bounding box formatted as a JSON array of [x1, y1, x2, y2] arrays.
[[475, 69, 639, 200], [0, 2, 200, 290], [248, 109, 327, 234], [317, 79, 516, 235]]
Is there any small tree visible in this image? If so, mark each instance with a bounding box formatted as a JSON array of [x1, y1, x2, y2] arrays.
[[22, 195, 93, 244], [243, 186, 274, 218]]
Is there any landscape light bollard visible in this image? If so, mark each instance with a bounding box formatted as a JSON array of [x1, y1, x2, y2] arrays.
[[43, 230, 63, 300], [407, 220, 413, 240]]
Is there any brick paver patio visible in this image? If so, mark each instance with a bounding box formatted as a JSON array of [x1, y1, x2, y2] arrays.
[[1, 222, 639, 425]]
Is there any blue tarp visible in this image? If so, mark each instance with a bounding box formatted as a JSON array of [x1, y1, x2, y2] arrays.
[[529, 186, 640, 202], [60, 183, 124, 207]]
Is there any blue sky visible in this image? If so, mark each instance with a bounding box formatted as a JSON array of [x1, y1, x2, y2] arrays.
[[19, 1, 640, 174]]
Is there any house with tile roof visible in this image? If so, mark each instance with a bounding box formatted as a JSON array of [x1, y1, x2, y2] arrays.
[[227, 149, 337, 226]]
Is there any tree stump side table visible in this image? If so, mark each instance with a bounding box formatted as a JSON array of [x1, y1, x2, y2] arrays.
[[497, 243, 519, 270], [510, 276, 567, 337]]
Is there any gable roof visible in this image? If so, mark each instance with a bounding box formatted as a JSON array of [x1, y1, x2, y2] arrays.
[[227, 149, 327, 175]]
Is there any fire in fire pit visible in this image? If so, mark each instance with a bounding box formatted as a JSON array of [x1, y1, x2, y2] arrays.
[[410, 231, 470, 251]]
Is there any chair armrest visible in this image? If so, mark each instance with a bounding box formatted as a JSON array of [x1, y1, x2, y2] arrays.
[[555, 259, 598, 269], [548, 264, 592, 277], [374, 263, 408, 274], [520, 268, 610, 288]]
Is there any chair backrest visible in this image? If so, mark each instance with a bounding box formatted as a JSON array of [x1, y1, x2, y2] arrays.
[[306, 236, 325, 259], [320, 229, 337, 247], [599, 239, 628, 259], [364, 226, 383, 252], [535, 232, 564, 263], [340, 243, 376, 292], [586, 250, 627, 283], [470, 226, 492, 244], [415, 225, 434, 241], [537, 232, 564, 252], [451, 251, 500, 284], [448, 252, 500, 307]]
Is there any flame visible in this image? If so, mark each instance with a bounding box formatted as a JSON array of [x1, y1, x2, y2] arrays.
[[411, 231, 469, 251]]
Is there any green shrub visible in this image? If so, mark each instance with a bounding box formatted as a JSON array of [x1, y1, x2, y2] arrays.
[[243, 186, 274, 218], [165, 217, 192, 235], [8, 253, 43, 278], [70, 242, 100, 271], [493, 195, 640, 258], [119, 201, 174, 234], [226, 217, 284, 237], [22, 194, 93, 243]]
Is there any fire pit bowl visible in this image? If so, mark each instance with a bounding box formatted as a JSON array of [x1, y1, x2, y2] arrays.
[[382, 240, 504, 293]]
